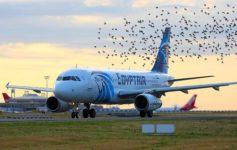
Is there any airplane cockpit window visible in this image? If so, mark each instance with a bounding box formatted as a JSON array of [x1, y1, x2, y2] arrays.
[[71, 76, 76, 81], [75, 76, 81, 81], [59, 76, 81, 81], [57, 76, 62, 81], [63, 76, 71, 81]]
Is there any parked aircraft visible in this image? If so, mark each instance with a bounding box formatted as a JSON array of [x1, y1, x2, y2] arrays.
[[156, 94, 197, 112], [2, 93, 46, 104], [0, 93, 47, 113]]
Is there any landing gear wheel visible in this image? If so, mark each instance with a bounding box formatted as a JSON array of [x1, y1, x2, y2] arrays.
[[71, 112, 75, 118], [75, 112, 79, 118], [147, 111, 153, 118], [89, 109, 96, 118], [83, 109, 89, 118], [140, 111, 146, 118]]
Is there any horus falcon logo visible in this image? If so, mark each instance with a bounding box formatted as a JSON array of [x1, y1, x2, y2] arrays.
[[91, 72, 115, 102]]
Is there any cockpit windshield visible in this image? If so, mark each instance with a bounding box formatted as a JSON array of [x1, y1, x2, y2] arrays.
[[57, 76, 81, 81]]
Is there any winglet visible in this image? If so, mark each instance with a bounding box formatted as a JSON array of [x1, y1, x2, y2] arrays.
[[6, 82, 9, 89]]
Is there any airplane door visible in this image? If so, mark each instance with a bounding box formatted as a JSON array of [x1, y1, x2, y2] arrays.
[[88, 77, 93, 90], [80, 71, 93, 91], [87, 74, 93, 91], [86, 73, 96, 101]]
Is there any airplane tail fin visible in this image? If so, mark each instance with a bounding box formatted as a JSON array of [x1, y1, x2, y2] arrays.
[[151, 27, 171, 73], [180, 94, 197, 111], [2, 93, 11, 103], [190, 95, 197, 109]]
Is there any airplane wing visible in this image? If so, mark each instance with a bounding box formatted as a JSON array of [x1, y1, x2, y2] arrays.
[[6, 83, 54, 93], [168, 75, 214, 84], [118, 82, 237, 99]]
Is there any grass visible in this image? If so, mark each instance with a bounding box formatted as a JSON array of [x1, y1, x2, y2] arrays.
[[0, 113, 237, 150]]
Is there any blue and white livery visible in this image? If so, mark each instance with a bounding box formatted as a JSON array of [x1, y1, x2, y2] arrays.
[[6, 27, 237, 118]]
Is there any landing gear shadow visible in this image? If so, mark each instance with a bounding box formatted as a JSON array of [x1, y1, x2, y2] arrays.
[[140, 111, 153, 118]]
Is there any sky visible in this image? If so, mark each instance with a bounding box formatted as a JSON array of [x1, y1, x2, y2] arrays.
[[0, 0, 237, 110]]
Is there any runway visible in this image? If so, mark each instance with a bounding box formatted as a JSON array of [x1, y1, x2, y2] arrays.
[[0, 112, 237, 122]]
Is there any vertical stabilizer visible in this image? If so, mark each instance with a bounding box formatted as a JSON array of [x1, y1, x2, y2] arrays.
[[151, 27, 171, 73], [2, 93, 11, 103], [180, 94, 197, 111]]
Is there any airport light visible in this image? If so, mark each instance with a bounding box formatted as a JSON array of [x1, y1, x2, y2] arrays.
[[11, 88, 15, 98], [44, 76, 50, 97]]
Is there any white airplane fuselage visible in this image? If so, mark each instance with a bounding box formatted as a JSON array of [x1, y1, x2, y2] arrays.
[[54, 68, 173, 104], [5, 27, 237, 118]]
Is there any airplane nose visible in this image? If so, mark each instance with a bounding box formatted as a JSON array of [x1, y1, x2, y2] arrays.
[[54, 83, 66, 99]]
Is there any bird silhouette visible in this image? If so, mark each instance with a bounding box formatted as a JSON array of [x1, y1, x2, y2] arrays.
[[94, 3, 237, 67]]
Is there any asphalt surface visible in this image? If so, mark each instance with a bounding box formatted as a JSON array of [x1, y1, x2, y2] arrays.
[[0, 112, 237, 122]]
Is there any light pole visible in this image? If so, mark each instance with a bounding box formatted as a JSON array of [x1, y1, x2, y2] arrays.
[[11, 88, 15, 98], [44, 75, 50, 97]]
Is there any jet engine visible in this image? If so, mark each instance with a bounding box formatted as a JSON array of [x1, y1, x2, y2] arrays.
[[134, 94, 162, 112], [46, 96, 73, 112]]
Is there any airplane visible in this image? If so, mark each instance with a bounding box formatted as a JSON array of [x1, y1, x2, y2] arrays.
[[2, 93, 46, 104], [156, 94, 197, 112], [6, 27, 237, 118], [0, 93, 47, 113], [2, 93, 11, 103]]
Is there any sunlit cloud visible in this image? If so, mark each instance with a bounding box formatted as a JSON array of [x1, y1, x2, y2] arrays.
[[0, 0, 65, 3], [44, 15, 122, 26], [203, 0, 216, 8], [44, 15, 103, 26], [83, 0, 114, 7], [0, 43, 80, 60], [131, 0, 196, 8]]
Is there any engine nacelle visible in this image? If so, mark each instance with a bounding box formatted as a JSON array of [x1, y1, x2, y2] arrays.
[[134, 94, 162, 112], [46, 96, 73, 112]]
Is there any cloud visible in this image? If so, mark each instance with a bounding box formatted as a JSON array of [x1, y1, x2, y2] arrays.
[[131, 0, 151, 8], [131, 0, 196, 8], [0, 0, 66, 3], [44, 15, 122, 26], [45, 15, 106, 25], [0, 42, 80, 60], [0, 42, 127, 73], [83, 0, 114, 7]]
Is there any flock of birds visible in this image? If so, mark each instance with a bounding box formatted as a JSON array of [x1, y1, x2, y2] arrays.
[[94, 3, 237, 67]]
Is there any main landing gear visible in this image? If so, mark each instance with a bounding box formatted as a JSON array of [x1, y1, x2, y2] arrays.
[[140, 111, 153, 118], [82, 103, 96, 118], [71, 111, 79, 119]]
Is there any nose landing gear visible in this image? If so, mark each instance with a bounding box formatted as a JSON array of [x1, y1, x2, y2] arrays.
[[71, 111, 79, 118], [71, 102, 79, 119], [70, 103, 96, 119]]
